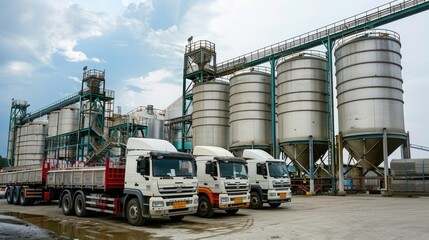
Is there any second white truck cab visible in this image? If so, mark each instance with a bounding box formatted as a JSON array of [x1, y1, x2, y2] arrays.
[[193, 146, 250, 218], [243, 149, 292, 209]]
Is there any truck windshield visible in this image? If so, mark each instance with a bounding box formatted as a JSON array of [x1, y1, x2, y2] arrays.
[[152, 159, 195, 177], [219, 162, 248, 179], [268, 162, 289, 178]]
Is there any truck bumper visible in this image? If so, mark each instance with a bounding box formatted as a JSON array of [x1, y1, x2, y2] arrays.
[[267, 189, 292, 203], [218, 192, 251, 209], [149, 195, 199, 218]]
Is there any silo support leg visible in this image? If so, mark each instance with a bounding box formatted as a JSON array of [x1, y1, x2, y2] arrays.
[[382, 128, 392, 196], [337, 133, 346, 196], [309, 136, 315, 196]]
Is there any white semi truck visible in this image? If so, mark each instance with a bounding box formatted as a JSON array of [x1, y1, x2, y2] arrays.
[[243, 149, 291, 209], [193, 146, 250, 218], [1, 138, 199, 225]]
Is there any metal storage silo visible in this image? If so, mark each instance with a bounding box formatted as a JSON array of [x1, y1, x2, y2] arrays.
[[277, 51, 328, 171], [14, 122, 47, 166], [58, 105, 79, 134], [48, 110, 60, 137], [165, 97, 193, 151], [192, 80, 229, 149], [229, 67, 271, 153], [335, 29, 406, 172]]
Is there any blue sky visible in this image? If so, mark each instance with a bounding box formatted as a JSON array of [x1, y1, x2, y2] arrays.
[[1, 0, 428, 159]]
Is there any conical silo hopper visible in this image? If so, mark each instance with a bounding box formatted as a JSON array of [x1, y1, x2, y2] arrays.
[[277, 51, 329, 172], [335, 29, 407, 173]]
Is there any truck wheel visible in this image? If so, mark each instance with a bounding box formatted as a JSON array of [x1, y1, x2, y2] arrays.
[[169, 215, 185, 222], [269, 203, 281, 208], [74, 194, 88, 217], [126, 198, 147, 226], [6, 187, 14, 204], [62, 193, 75, 215], [225, 209, 239, 215], [12, 187, 20, 205], [250, 192, 262, 209], [197, 196, 214, 218], [19, 187, 30, 206]]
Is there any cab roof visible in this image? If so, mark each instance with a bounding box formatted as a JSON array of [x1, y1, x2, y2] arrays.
[[127, 138, 177, 152], [193, 146, 233, 157], [242, 149, 274, 160]]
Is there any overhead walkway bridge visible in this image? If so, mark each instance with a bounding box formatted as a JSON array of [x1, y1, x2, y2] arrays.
[[216, 0, 429, 76]]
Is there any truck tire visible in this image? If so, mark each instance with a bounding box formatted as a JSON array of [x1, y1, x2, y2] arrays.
[[225, 209, 239, 215], [62, 193, 75, 215], [250, 191, 263, 209], [169, 215, 185, 222], [6, 187, 14, 204], [12, 187, 20, 205], [197, 195, 214, 218], [74, 194, 88, 217], [19, 187, 30, 206], [126, 198, 147, 226], [269, 202, 281, 208]]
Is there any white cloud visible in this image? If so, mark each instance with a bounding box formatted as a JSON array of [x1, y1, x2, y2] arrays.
[[0, 1, 111, 65], [68, 76, 81, 83], [118, 69, 180, 110], [121, 0, 154, 37], [2, 61, 35, 77]]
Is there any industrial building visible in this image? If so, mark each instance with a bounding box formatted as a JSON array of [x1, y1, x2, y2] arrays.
[[5, 0, 429, 196]]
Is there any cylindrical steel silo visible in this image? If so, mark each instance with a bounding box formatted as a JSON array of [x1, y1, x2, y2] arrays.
[[14, 122, 47, 166], [192, 80, 229, 149], [147, 118, 165, 139], [58, 105, 79, 135], [48, 110, 60, 137], [335, 29, 406, 172], [277, 51, 328, 171], [229, 67, 271, 153]]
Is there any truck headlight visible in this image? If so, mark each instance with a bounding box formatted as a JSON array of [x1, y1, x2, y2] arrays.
[[152, 201, 164, 207], [220, 197, 229, 202], [269, 193, 276, 197]]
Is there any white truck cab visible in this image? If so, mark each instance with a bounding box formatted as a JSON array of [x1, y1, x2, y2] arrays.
[[124, 138, 199, 224], [243, 149, 291, 209], [194, 146, 250, 218]]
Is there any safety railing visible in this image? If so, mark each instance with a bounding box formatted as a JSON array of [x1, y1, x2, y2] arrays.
[[216, 0, 426, 76]]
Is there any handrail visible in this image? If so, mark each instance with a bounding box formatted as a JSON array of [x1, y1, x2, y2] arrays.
[[410, 144, 429, 152], [22, 88, 115, 123], [216, 0, 427, 76]]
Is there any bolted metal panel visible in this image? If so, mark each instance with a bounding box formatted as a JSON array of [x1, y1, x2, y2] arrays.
[[277, 51, 328, 171], [335, 30, 406, 171], [192, 81, 229, 149], [229, 68, 271, 149]]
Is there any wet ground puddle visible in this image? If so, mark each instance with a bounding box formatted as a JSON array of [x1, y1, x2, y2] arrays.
[[3, 212, 164, 240]]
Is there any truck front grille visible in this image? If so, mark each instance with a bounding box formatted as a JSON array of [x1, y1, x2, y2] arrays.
[[225, 182, 249, 194], [159, 186, 196, 194], [273, 182, 291, 189]]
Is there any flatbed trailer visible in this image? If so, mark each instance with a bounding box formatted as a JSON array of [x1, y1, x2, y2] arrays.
[[1, 138, 199, 226], [1, 158, 125, 212]]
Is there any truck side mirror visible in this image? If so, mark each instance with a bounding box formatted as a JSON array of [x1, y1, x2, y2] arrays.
[[205, 161, 217, 176], [256, 163, 267, 176], [137, 157, 150, 176]]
